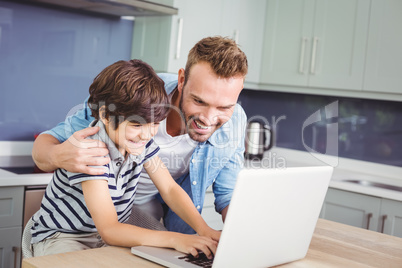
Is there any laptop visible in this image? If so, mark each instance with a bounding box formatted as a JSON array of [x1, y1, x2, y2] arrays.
[[131, 166, 333, 268]]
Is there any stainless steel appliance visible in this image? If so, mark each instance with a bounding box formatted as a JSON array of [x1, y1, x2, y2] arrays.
[[245, 121, 273, 159]]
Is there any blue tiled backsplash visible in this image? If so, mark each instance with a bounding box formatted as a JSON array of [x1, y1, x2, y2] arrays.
[[239, 89, 402, 167], [0, 1, 133, 141]]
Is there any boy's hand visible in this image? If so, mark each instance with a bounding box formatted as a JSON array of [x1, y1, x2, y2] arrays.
[[53, 127, 110, 175], [172, 233, 218, 259]]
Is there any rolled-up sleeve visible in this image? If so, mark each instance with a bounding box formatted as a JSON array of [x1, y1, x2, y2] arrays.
[[212, 105, 247, 213]]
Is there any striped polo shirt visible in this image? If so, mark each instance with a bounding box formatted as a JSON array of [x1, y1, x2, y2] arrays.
[[31, 120, 160, 244]]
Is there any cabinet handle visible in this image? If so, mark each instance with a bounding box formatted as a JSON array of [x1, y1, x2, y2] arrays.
[[310, 37, 319, 74], [299, 37, 307, 74], [366, 213, 373, 230], [381, 215, 388, 233], [12, 247, 19, 268], [233, 29, 239, 44], [175, 18, 184, 59]]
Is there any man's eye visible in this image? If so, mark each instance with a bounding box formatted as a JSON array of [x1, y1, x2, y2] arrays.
[[194, 99, 203, 104]]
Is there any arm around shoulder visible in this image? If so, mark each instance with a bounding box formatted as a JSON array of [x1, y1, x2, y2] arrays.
[[32, 127, 110, 175]]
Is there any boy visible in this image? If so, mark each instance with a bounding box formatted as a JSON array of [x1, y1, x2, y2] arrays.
[[31, 59, 220, 258]]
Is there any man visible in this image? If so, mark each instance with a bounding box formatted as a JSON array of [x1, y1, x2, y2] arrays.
[[32, 36, 248, 234]]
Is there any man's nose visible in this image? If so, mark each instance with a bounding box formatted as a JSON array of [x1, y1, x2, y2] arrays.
[[201, 108, 219, 125]]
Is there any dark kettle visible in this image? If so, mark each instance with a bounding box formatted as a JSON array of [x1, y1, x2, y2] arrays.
[[245, 121, 273, 159]]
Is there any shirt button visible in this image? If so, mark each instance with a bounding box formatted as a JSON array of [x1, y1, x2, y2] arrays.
[[192, 181, 197, 185], [191, 159, 195, 164], [196, 205, 201, 210]]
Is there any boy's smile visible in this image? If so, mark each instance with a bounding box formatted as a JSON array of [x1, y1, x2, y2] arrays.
[[101, 117, 159, 157]]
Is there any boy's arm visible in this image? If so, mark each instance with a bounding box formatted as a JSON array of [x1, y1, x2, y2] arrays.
[[144, 157, 221, 242], [81, 179, 218, 258]]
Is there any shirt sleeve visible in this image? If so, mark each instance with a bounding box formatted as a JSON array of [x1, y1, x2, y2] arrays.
[[40, 96, 94, 143], [142, 139, 160, 163], [66, 165, 109, 186], [212, 105, 247, 213]]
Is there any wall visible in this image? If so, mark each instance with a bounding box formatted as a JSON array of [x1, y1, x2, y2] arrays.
[[0, 1, 133, 141], [239, 89, 402, 168]]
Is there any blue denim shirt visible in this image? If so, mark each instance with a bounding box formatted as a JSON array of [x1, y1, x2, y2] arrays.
[[42, 73, 247, 234]]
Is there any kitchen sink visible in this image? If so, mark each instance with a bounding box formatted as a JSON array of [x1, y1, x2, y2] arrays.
[[341, 179, 402, 192]]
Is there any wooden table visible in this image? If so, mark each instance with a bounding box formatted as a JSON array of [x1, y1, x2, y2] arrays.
[[22, 219, 402, 268]]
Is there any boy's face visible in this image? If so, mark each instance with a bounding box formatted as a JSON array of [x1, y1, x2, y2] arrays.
[[177, 62, 244, 142], [102, 119, 159, 156]]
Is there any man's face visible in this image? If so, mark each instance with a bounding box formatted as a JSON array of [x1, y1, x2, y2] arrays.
[[178, 62, 244, 142]]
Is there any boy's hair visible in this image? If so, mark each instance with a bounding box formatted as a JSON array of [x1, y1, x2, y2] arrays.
[[184, 36, 248, 85], [88, 59, 169, 129]]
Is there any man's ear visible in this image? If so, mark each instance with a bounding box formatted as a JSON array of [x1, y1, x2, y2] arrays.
[[177, 68, 185, 93], [99, 105, 108, 125]]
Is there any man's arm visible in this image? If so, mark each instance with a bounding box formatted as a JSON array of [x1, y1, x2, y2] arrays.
[[32, 129, 109, 175], [144, 157, 221, 243], [32, 98, 110, 175], [213, 104, 247, 222]]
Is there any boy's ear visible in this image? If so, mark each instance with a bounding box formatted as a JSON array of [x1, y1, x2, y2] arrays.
[[99, 105, 108, 125]]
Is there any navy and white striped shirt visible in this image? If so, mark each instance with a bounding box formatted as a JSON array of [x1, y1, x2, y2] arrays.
[[31, 120, 160, 243]]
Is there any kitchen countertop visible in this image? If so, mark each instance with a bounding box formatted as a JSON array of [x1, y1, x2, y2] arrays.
[[1, 147, 402, 201], [21, 219, 402, 268]]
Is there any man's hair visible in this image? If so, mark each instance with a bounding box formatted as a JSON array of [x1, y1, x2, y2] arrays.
[[184, 36, 248, 85], [88, 59, 170, 129]]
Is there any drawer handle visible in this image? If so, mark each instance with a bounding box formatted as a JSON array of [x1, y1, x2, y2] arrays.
[[12, 247, 19, 268], [175, 18, 184, 59], [366, 213, 373, 230], [310, 37, 319, 74], [381, 215, 388, 233], [299, 37, 307, 74]]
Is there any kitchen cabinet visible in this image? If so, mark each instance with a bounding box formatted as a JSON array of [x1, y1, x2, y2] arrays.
[[0, 186, 23, 268], [381, 199, 402, 238], [131, 0, 266, 83], [363, 0, 402, 94], [320, 188, 402, 238], [260, 0, 370, 91], [219, 0, 266, 83], [132, 0, 223, 73]]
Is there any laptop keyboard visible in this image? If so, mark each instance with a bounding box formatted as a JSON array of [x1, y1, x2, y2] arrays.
[[178, 252, 214, 268]]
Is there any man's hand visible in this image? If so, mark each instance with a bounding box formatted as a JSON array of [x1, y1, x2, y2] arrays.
[[33, 127, 110, 175]]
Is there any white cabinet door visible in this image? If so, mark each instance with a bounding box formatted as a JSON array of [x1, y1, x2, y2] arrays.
[[132, 0, 224, 74], [320, 188, 381, 231], [260, 0, 370, 90], [363, 0, 402, 94], [165, 0, 224, 73], [220, 0, 267, 83], [309, 0, 370, 90], [380, 199, 402, 238], [260, 0, 314, 87]]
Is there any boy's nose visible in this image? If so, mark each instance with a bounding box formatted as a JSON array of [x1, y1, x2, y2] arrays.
[[140, 124, 156, 140]]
